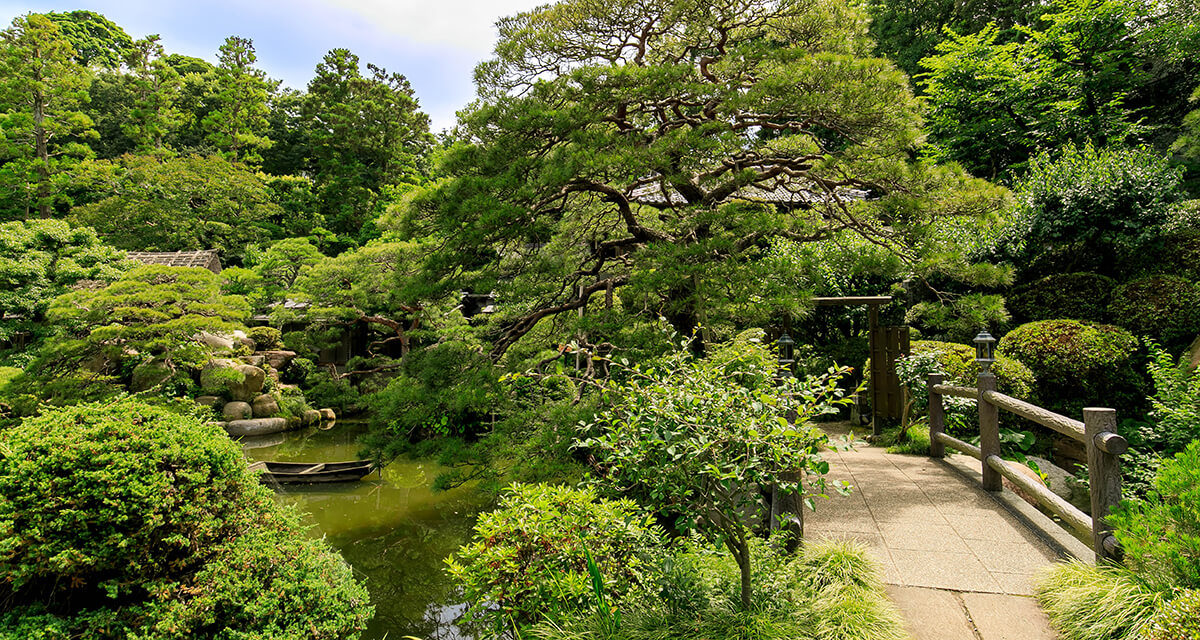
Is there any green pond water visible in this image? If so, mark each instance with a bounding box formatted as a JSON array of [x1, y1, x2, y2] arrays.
[[240, 422, 488, 640]]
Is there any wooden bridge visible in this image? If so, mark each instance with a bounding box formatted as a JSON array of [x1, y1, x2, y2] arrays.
[[807, 421, 1095, 640]]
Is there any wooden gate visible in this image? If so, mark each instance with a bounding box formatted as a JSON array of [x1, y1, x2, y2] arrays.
[[870, 325, 910, 423]]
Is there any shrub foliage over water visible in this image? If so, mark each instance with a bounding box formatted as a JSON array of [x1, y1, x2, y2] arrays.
[[0, 399, 372, 639]]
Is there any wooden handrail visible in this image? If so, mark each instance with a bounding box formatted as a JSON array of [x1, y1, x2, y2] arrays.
[[931, 383, 978, 399], [933, 432, 981, 460], [981, 390, 1085, 440], [986, 455, 1092, 537], [926, 373, 1125, 562]]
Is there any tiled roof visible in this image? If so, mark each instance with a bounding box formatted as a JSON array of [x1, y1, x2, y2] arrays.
[[126, 250, 221, 273], [627, 182, 868, 207]]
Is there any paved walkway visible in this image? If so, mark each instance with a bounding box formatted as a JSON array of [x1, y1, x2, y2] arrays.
[[806, 424, 1071, 640]]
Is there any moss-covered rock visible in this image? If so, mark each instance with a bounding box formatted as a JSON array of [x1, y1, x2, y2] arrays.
[[998, 319, 1143, 417], [1007, 272, 1114, 324]]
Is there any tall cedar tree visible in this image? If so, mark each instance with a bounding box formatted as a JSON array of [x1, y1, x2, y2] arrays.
[[202, 36, 273, 165], [123, 35, 182, 156], [407, 0, 1006, 360], [0, 14, 96, 220], [305, 48, 431, 242]]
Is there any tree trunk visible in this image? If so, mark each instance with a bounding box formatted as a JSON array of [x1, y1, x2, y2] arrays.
[[34, 86, 51, 219]]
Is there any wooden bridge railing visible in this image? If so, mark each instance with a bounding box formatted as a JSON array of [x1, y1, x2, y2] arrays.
[[927, 371, 1125, 562]]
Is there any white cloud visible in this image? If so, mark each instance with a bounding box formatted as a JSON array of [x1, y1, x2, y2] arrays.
[[321, 0, 549, 56]]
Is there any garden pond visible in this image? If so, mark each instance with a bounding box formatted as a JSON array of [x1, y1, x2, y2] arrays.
[[241, 422, 488, 640]]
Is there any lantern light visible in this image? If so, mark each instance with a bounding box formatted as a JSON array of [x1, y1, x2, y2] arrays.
[[974, 330, 996, 374]]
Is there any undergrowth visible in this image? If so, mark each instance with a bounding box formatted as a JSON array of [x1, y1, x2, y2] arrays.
[[1034, 561, 1159, 640], [531, 539, 909, 640]]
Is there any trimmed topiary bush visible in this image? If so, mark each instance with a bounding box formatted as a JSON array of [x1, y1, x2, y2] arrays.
[[998, 320, 1144, 418], [0, 399, 372, 639], [1110, 276, 1200, 351], [1007, 272, 1115, 324], [908, 340, 1037, 401], [247, 325, 284, 351]]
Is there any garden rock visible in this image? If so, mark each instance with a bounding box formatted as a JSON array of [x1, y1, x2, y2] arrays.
[[1029, 456, 1089, 511], [225, 417, 289, 437], [197, 331, 235, 352], [251, 394, 280, 418], [240, 355, 266, 367], [222, 401, 253, 422], [262, 350, 297, 370], [319, 408, 337, 422], [1187, 334, 1200, 371], [301, 409, 322, 426], [200, 359, 240, 395], [194, 395, 221, 407], [230, 365, 265, 401], [130, 359, 173, 392]]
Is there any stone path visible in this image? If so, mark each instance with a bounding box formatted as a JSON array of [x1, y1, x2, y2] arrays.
[[806, 424, 1077, 640]]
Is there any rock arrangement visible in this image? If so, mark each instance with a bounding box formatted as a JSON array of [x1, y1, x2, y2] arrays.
[[194, 331, 336, 438]]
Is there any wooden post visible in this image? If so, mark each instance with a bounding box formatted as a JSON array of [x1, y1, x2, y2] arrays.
[[779, 471, 804, 553], [978, 371, 1001, 491], [1085, 407, 1123, 562], [928, 373, 945, 458], [868, 304, 881, 436]]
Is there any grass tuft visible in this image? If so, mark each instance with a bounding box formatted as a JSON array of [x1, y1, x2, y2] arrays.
[[1034, 560, 1159, 640]]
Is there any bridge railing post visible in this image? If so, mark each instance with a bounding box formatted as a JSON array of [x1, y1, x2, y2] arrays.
[[928, 373, 945, 458], [1084, 407, 1124, 562], [977, 371, 1001, 492]]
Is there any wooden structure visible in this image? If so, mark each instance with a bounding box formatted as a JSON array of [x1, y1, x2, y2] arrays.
[[248, 460, 378, 484], [927, 372, 1126, 561], [127, 250, 222, 274], [810, 296, 908, 435]]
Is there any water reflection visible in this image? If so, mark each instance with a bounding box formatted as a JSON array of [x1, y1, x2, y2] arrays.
[[241, 423, 484, 640]]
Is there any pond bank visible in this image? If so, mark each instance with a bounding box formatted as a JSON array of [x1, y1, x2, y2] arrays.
[[242, 422, 489, 640]]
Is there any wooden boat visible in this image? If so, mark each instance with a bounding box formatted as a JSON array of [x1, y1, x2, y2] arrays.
[[248, 460, 377, 484]]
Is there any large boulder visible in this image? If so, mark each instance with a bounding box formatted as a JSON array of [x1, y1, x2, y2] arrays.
[[130, 359, 173, 392], [240, 355, 266, 367], [222, 401, 252, 422], [233, 365, 266, 402], [200, 361, 265, 401], [196, 331, 236, 353], [251, 394, 280, 418], [319, 408, 337, 423], [200, 359, 241, 397], [224, 417, 289, 437], [262, 350, 297, 371]]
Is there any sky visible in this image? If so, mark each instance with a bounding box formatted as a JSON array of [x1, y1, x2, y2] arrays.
[[0, 0, 549, 132]]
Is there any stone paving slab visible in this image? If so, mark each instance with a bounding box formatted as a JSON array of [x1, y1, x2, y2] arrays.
[[809, 424, 1064, 639]]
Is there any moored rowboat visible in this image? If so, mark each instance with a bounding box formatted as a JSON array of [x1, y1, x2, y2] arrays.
[[248, 460, 377, 484]]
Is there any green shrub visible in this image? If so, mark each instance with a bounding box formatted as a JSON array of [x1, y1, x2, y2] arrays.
[[1141, 589, 1200, 640], [1035, 561, 1158, 640], [1007, 272, 1115, 324], [0, 399, 372, 638], [366, 341, 504, 441], [909, 340, 1036, 400], [582, 330, 854, 609], [532, 538, 908, 640], [1109, 441, 1200, 593], [997, 144, 1186, 277], [247, 325, 283, 351], [446, 483, 662, 636], [998, 319, 1143, 417], [1110, 276, 1200, 350]]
